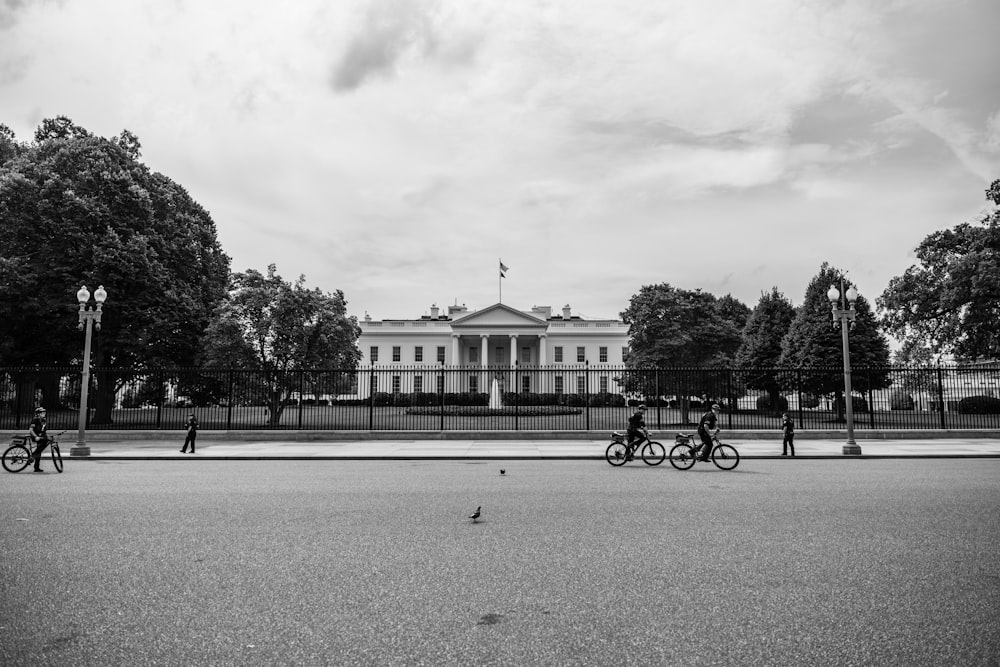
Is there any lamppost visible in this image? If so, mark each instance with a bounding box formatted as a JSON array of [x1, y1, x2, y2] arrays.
[[827, 281, 861, 456], [73, 285, 107, 457]]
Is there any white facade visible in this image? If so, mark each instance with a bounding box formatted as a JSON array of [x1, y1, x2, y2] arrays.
[[356, 303, 630, 397]]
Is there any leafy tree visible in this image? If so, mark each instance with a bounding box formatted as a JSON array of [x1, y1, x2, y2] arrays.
[[735, 287, 796, 412], [0, 123, 22, 166], [878, 180, 1000, 361], [200, 265, 362, 426], [779, 262, 891, 420], [620, 283, 749, 422], [0, 118, 231, 420]]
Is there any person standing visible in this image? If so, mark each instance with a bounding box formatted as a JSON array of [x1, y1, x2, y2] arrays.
[[781, 412, 795, 456], [29, 407, 49, 472], [180, 413, 198, 453]]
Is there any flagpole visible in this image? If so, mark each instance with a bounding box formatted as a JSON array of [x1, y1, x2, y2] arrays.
[[499, 257, 502, 304]]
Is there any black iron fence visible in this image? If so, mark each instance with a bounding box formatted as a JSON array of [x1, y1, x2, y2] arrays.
[[2, 364, 999, 432]]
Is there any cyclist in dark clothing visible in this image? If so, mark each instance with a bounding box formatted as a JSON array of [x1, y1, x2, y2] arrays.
[[696, 403, 721, 462], [626, 404, 649, 461], [29, 407, 49, 472]]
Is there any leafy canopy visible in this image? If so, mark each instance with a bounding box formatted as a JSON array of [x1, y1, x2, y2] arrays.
[[878, 180, 1000, 361], [0, 117, 230, 369]]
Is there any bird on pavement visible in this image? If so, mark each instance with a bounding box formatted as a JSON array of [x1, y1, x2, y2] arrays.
[[469, 506, 481, 522], [500, 469, 505, 475]]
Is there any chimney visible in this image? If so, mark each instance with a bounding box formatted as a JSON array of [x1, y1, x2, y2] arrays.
[[562, 304, 572, 319], [430, 304, 439, 318], [531, 305, 552, 319]]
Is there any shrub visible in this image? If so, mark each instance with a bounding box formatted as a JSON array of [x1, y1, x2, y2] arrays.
[[835, 395, 869, 413], [958, 395, 1000, 414], [889, 390, 914, 410], [755, 395, 788, 413]]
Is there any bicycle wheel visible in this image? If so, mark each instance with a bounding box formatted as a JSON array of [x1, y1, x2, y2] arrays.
[[711, 444, 740, 470], [50, 443, 63, 473], [2, 445, 32, 473], [669, 443, 696, 470], [605, 442, 629, 466], [641, 441, 666, 466]]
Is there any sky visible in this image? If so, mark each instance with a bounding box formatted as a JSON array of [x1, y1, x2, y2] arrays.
[[1, 0, 999, 324]]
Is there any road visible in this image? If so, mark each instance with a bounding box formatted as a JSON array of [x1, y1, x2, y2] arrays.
[[2, 459, 999, 665]]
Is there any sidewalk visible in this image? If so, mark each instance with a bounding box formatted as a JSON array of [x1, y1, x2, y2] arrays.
[[64, 437, 1000, 459]]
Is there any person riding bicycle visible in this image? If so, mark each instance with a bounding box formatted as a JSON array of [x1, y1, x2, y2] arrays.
[[696, 403, 721, 462], [28, 407, 49, 473], [626, 404, 649, 460]]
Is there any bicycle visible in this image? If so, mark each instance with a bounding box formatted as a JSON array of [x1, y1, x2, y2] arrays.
[[668, 433, 739, 471], [2, 431, 65, 473], [605, 431, 666, 466]]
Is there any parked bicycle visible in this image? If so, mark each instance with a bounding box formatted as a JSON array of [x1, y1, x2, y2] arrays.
[[668, 433, 739, 471], [2, 431, 64, 473], [605, 431, 666, 466]]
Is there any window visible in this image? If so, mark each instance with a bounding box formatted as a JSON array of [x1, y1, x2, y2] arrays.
[[370, 346, 379, 363], [577, 347, 586, 362], [554, 376, 564, 394], [436, 375, 445, 393], [554, 347, 563, 363], [469, 347, 479, 364], [599, 346, 608, 363], [437, 346, 445, 363], [469, 375, 479, 393], [495, 347, 504, 363], [414, 376, 423, 392], [622, 346, 629, 362], [521, 375, 531, 392], [392, 346, 401, 362], [577, 376, 586, 394], [414, 346, 423, 362], [599, 376, 608, 393], [392, 375, 401, 393], [521, 347, 531, 363], [370, 375, 378, 393]]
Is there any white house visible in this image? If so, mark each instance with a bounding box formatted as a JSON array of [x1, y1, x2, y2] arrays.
[[356, 303, 630, 397]]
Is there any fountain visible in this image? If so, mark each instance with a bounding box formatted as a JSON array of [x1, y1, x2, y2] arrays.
[[489, 378, 503, 409]]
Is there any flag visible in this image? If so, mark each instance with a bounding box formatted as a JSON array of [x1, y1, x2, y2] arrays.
[[499, 260, 509, 278]]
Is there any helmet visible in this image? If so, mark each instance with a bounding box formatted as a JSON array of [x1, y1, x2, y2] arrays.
[[35, 407, 46, 413], [637, 404, 647, 410], [711, 403, 721, 410]]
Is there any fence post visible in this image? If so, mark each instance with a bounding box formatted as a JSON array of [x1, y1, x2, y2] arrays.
[[439, 365, 445, 431], [726, 368, 733, 429], [369, 367, 375, 430], [155, 369, 163, 429], [584, 360, 590, 432], [654, 368, 661, 430], [867, 367, 875, 429], [796, 369, 803, 430], [298, 370, 304, 429], [226, 370, 234, 430], [937, 365, 946, 430]]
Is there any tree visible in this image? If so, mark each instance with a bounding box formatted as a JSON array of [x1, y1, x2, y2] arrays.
[[0, 118, 231, 419], [779, 262, 891, 420], [735, 287, 796, 412], [878, 180, 1000, 361], [200, 265, 362, 426], [620, 283, 749, 421]]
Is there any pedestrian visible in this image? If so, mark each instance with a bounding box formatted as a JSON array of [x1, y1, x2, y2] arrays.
[[781, 412, 795, 456], [180, 412, 198, 453], [29, 407, 50, 472]]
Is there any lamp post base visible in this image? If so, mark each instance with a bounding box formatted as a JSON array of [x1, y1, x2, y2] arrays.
[[70, 443, 91, 457], [842, 442, 862, 456]]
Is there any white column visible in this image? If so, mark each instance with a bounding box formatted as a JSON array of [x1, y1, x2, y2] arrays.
[[480, 335, 488, 368], [451, 334, 460, 365], [539, 334, 547, 365], [510, 334, 518, 367]]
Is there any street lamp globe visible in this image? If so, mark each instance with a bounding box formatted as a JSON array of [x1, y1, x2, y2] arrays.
[[827, 285, 840, 304], [77, 286, 90, 304], [94, 285, 107, 304], [845, 285, 858, 304]]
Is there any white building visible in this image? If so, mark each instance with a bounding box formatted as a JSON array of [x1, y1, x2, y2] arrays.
[[356, 303, 630, 397]]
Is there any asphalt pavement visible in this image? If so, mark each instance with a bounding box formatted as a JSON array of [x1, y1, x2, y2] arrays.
[[57, 436, 1000, 459]]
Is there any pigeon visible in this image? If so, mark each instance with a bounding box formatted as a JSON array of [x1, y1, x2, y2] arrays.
[[469, 506, 481, 522], [500, 469, 506, 476]]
